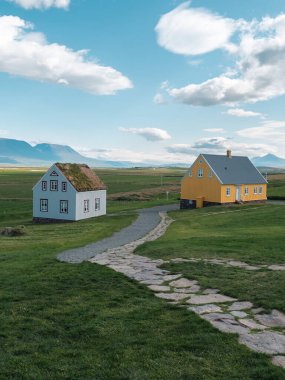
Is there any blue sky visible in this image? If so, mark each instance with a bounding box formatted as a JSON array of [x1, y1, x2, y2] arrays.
[[1, 0, 285, 163]]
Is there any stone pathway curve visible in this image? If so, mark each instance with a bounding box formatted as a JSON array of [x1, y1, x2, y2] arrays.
[[168, 257, 285, 271], [57, 204, 179, 263], [88, 212, 285, 370]]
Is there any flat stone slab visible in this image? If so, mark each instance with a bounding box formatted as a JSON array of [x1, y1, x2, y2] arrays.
[[202, 313, 234, 321], [169, 278, 198, 288], [231, 311, 248, 318], [255, 310, 285, 328], [173, 285, 200, 293], [272, 355, 285, 369], [239, 332, 285, 355], [228, 302, 253, 311], [187, 294, 236, 305], [189, 304, 222, 315], [239, 319, 267, 330], [202, 288, 220, 294], [202, 315, 249, 334], [148, 285, 171, 292], [268, 265, 285, 271], [252, 307, 265, 315], [155, 292, 190, 301]]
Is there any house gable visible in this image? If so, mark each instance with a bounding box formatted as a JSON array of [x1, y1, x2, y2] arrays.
[[181, 154, 222, 203]]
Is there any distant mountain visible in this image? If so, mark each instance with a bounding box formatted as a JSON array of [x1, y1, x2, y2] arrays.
[[251, 154, 285, 168], [0, 138, 130, 167]]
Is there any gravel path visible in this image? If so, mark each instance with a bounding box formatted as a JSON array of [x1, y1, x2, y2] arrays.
[[57, 204, 179, 263]]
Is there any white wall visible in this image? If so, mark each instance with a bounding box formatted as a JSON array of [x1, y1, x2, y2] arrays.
[[75, 190, 107, 221], [33, 164, 76, 220]]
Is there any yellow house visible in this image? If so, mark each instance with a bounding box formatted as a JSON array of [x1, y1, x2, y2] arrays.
[[180, 150, 267, 209]]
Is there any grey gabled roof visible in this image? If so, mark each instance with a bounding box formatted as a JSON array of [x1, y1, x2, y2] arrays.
[[202, 154, 267, 185]]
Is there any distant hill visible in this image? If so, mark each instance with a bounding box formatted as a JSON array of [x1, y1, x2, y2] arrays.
[[251, 154, 285, 168], [0, 138, 130, 167]]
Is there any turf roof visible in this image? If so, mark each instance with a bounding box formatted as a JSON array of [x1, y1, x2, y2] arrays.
[[56, 163, 106, 192]]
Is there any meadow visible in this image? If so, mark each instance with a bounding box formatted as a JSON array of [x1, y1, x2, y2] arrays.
[[0, 168, 285, 379]]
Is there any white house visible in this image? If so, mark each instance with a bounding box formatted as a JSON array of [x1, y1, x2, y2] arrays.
[[33, 163, 107, 222]]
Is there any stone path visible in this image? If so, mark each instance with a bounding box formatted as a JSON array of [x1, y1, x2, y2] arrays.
[[167, 257, 285, 271], [57, 204, 179, 263], [88, 212, 285, 370]]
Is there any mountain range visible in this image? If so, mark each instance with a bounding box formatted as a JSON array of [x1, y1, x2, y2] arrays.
[[1, 138, 285, 168], [0, 138, 130, 167], [251, 154, 285, 168]]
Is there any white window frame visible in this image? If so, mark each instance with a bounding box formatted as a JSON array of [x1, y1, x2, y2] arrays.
[[60, 200, 68, 214], [259, 186, 263, 194], [50, 180, 58, 191], [95, 198, 100, 211], [42, 181, 47, 191], [40, 199, 48, 212], [84, 200, 89, 213], [254, 186, 258, 195], [199, 159, 203, 164], [188, 170, 193, 178], [244, 186, 249, 196], [208, 171, 213, 178], [197, 168, 203, 178], [62, 182, 67, 192], [226, 187, 231, 197]]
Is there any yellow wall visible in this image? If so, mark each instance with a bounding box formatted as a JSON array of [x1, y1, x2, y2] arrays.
[[221, 184, 267, 203], [181, 155, 267, 204], [181, 155, 222, 203]]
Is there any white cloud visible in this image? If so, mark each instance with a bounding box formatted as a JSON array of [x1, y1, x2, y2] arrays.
[[0, 16, 132, 95], [8, 0, 70, 9], [0, 130, 8, 136], [237, 120, 285, 140], [167, 136, 274, 157], [119, 127, 171, 141], [157, 5, 285, 106], [78, 147, 191, 164], [153, 93, 167, 104], [225, 108, 263, 117], [155, 2, 237, 55], [203, 128, 225, 133]]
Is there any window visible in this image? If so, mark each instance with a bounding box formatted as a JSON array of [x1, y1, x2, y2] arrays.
[[188, 170, 193, 177], [259, 186, 263, 194], [42, 181, 47, 191], [197, 169, 203, 178], [40, 199, 48, 212], [50, 180, 58, 191], [62, 182, 67, 192], [244, 186, 249, 196], [84, 200, 89, 213], [95, 198, 100, 211], [199, 159, 203, 164], [226, 187, 231, 197], [60, 200, 68, 214], [254, 186, 258, 195], [208, 171, 213, 178], [50, 170, 58, 176]]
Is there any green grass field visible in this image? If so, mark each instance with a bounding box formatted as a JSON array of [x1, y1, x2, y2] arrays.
[[1, 169, 285, 379], [138, 204, 285, 314], [267, 174, 285, 199]]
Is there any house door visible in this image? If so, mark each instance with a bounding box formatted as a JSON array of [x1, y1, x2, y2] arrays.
[[236, 186, 241, 201]]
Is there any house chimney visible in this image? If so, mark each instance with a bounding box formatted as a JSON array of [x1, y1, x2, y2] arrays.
[[227, 149, 232, 158]]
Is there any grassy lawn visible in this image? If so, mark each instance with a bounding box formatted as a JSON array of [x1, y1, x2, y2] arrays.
[[1, 169, 285, 378], [137, 204, 285, 315], [267, 174, 285, 199], [163, 261, 285, 313], [137, 204, 285, 265]]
